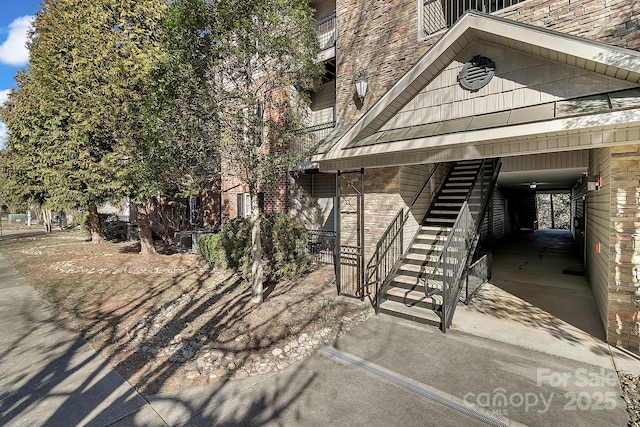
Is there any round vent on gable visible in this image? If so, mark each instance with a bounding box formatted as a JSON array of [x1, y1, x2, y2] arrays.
[[458, 55, 496, 91]]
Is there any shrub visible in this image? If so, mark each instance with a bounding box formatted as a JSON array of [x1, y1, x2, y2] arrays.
[[101, 220, 128, 242], [220, 217, 252, 275], [196, 233, 227, 269], [219, 213, 309, 282], [268, 213, 309, 278]]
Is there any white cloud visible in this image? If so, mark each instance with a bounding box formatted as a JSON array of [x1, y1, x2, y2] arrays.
[[0, 88, 10, 105], [0, 15, 34, 66], [0, 121, 7, 149], [0, 89, 11, 148]]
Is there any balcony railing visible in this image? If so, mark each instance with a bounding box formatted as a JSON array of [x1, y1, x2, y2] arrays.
[[306, 229, 336, 265], [317, 11, 336, 60], [422, 0, 527, 36], [292, 121, 336, 154]]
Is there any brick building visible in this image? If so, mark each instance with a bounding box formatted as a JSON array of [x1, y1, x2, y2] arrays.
[[206, 0, 640, 352], [287, 0, 640, 352]]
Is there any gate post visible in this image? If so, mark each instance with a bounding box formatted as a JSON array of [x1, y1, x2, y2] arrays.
[[335, 170, 341, 294]]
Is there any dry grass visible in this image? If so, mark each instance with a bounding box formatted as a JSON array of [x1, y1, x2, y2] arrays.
[[0, 231, 372, 394]]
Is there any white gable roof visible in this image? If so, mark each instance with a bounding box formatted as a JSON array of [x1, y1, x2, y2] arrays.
[[314, 12, 640, 170]]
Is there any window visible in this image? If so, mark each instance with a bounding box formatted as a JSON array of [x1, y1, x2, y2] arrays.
[[237, 192, 264, 218]]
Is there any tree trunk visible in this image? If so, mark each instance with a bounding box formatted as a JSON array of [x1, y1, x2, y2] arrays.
[[136, 200, 156, 255], [250, 198, 264, 304], [88, 204, 103, 243], [41, 208, 52, 233]]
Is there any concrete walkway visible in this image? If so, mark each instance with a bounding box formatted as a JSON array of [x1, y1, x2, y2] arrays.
[[454, 229, 640, 373], [0, 231, 636, 426], [0, 252, 166, 427]]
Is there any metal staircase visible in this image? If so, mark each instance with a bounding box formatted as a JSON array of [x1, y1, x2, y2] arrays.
[[374, 159, 501, 331]]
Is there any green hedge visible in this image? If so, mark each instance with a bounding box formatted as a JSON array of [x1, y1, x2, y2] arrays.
[[101, 220, 128, 241], [196, 233, 227, 269], [197, 213, 309, 281]]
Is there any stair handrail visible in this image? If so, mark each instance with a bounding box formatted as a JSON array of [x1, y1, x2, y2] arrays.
[[422, 159, 489, 298], [472, 158, 502, 235], [422, 159, 501, 331], [439, 201, 473, 332], [364, 163, 443, 311]]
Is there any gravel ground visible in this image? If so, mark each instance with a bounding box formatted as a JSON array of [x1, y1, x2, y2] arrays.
[[620, 371, 640, 426]]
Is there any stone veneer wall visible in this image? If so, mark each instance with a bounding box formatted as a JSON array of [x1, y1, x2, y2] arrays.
[[362, 167, 405, 262], [607, 145, 640, 351]]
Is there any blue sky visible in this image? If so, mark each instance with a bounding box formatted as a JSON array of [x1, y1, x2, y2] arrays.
[[0, 0, 43, 144]]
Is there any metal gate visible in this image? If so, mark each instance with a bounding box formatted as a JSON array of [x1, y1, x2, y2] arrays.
[[335, 169, 364, 297]]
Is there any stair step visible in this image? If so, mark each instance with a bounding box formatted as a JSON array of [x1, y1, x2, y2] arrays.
[[438, 194, 467, 199], [425, 217, 456, 223], [448, 176, 476, 181], [453, 165, 481, 171], [420, 225, 452, 232], [444, 182, 474, 187], [404, 253, 443, 262], [415, 233, 449, 242], [399, 263, 443, 275], [430, 209, 460, 215], [411, 242, 444, 252], [385, 287, 443, 309], [393, 272, 448, 287], [434, 202, 464, 207], [441, 188, 469, 193], [379, 299, 441, 327]]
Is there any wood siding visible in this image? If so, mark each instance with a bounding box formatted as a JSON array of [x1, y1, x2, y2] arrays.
[[400, 163, 450, 250], [501, 152, 589, 173], [319, 126, 640, 173], [572, 180, 588, 263], [491, 188, 507, 241], [586, 147, 611, 332], [311, 80, 336, 126], [380, 41, 637, 132], [290, 173, 336, 231]]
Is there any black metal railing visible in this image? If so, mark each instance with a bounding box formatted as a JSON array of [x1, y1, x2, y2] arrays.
[[364, 208, 404, 309], [468, 158, 502, 232], [339, 245, 361, 296], [364, 163, 444, 311], [425, 158, 501, 331], [439, 201, 473, 331], [317, 11, 337, 52], [463, 252, 492, 303], [306, 229, 336, 265], [292, 121, 336, 154], [422, 0, 528, 36]]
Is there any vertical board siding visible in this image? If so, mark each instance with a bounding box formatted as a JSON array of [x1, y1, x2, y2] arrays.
[[492, 188, 506, 240], [586, 148, 610, 333], [311, 80, 336, 126], [572, 181, 588, 262]]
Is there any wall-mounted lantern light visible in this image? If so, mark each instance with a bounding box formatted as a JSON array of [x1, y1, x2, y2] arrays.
[[529, 182, 537, 189], [355, 70, 368, 102]]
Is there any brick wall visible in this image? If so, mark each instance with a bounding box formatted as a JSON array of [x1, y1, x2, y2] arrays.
[[336, 0, 434, 126], [363, 167, 404, 260], [499, 0, 640, 51], [335, 0, 640, 128]]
